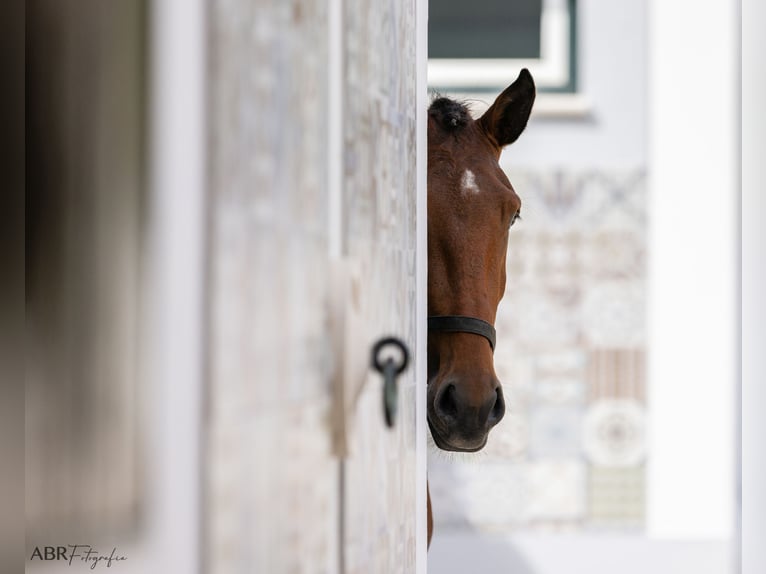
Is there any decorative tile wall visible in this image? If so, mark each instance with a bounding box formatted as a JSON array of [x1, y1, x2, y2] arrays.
[[429, 169, 647, 533]]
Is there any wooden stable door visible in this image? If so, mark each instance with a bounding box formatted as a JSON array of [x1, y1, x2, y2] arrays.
[[204, 1, 427, 573], [332, 0, 427, 570]]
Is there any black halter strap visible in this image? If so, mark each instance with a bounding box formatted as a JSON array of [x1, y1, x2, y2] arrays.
[[427, 315, 496, 352]]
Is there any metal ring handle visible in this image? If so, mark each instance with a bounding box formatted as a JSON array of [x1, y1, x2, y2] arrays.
[[371, 337, 409, 375]]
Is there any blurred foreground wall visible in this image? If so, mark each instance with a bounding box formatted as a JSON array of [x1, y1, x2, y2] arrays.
[[26, 0, 145, 541], [26, 0, 423, 572]]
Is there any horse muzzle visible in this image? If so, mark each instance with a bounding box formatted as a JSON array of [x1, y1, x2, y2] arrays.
[[427, 374, 505, 452]]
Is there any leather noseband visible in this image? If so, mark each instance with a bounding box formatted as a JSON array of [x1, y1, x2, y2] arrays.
[[427, 315, 496, 352]]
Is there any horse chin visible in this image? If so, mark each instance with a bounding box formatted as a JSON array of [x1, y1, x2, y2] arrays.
[[427, 417, 488, 453]]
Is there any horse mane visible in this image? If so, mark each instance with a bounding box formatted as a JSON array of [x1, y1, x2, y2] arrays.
[[428, 96, 472, 132]]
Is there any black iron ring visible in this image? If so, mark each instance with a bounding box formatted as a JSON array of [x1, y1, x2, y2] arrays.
[[371, 336, 409, 375]]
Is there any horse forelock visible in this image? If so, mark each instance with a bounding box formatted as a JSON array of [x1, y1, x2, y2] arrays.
[[428, 96, 471, 132]]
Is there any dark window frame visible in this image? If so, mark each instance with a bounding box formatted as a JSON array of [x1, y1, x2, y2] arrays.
[[428, 0, 578, 94]]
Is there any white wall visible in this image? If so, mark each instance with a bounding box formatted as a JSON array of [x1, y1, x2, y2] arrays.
[[506, 0, 647, 170], [742, 0, 766, 571], [647, 0, 737, 541]]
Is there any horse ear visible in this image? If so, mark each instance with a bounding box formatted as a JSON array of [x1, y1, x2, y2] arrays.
[[478, 68, 536, 148]]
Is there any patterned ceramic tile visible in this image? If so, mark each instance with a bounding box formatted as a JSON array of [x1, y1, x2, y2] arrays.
[[429, 459, 527, 528], [481, 411, 529, 460], [530, 350, 587, 406], [524, 460, 587, 522], [587, 349, 647, 403], [534, 377, 587, 405], [583, 399, 646, 467], [585, 230, 645, 280], [588, 466, 645, 527], [528, 406, 583, 458], [581, 280, 645, 347], [510, 290, 581, 348]]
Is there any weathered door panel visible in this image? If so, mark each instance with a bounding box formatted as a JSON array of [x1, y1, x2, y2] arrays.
[[204, 0, 421, 572], [205, 1, 340, 572], [340, 1, 419, 571]]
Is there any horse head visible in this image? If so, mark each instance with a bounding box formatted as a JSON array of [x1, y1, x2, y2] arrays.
[[427, 69, 535, 452]]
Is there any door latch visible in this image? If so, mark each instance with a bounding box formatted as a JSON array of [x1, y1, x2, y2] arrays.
[[371, 337, 410, 428]]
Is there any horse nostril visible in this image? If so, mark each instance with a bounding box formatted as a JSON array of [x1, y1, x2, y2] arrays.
[[488, 387, 505, 426], [436, 383, 458, 421]]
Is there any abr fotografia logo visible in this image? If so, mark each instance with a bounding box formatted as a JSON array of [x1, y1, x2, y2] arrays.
[[29, 545, 127, 569]]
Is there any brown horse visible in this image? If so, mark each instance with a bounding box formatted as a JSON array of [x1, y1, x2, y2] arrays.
[[426, 69, 535, 545]]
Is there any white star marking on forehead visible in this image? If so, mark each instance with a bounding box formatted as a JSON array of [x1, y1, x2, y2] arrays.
[[461, 169, 480, 195]]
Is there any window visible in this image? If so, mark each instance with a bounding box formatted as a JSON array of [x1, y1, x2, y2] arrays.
[[428, 0, 577, 94]]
